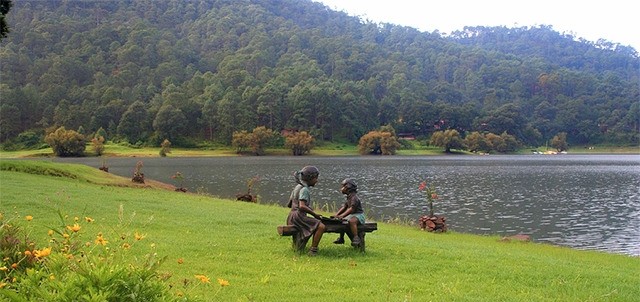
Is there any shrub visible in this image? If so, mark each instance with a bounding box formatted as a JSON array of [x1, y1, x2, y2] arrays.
[[160, 139, 172, 157], [44, 127, 86, 157], [357, 131, 400, 155], [284, 131, 314, 156]]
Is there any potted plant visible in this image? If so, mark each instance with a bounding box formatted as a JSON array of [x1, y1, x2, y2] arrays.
[[417, 180, 447, 232]]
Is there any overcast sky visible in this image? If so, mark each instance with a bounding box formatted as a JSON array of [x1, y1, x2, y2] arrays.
[[314, 0, 639, 51]]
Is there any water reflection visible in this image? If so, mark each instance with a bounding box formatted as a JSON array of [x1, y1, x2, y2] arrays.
[[52, 154, 640, 256]]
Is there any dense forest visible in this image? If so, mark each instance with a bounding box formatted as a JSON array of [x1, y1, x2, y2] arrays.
[[1, 0, 638, 150]]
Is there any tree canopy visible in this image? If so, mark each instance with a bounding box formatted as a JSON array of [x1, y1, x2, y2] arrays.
[[1, 0, 638, 150]]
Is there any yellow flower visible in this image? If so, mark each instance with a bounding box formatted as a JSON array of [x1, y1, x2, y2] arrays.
[[49, 274, 55, 280], [34, 247, 52, 258], [67, 223, 81, 233], [24, 250, 32, 256], [48, 230, 54, 236], [85, 217, 94, 222], [25, 215, 33, 221], [217, 278, 230, 287], [122, 243, 131, 249], [63, 233, 70, 239], [95, 233, 108, 246], [74, 217, 79, 222], [0, 282, 6, 289], [195, 274, 210, 283], [134, 232, 145, 241], [0, 266, 7, 272], [177, 258, 184, 264]]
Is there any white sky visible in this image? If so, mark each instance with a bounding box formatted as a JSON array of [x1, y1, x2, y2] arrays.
[[314, 0, 639, 51]]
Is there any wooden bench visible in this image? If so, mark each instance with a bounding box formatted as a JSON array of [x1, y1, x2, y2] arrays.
[[277, 219, 378, 252]]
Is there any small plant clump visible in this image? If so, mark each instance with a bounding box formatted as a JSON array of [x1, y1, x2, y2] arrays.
[[171, 171, 187, 192], [236, 175, 260, 202], [132, 160, 145, 183]]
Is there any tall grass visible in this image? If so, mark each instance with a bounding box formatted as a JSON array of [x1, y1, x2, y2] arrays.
[[1, 160, 638, 301]]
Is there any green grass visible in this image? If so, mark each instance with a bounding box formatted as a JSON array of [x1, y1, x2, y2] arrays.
[[1, 160, 639, 301]]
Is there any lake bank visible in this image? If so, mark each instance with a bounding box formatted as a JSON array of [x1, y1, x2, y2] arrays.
[[1, 160, 638, 301]]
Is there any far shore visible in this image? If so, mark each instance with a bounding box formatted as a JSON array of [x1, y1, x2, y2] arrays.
[[0, 143, 638, 159]]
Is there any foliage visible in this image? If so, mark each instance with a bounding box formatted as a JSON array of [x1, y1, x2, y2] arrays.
[[170, 171, 186, 192], [429, 129, 464, 153], [44, 127, 86, 157], [131, 160, 144, 184], [550, 132, 569, 151], [418, 180, 439, 217], [284, 131, 315, 156], [91, 135, 105, 156], [0, 0, 11, 40], [232, 126, 277, 155], [0, 212, 178, 301], [463, 131, 520, 153], [159, 139, 172, 157], [0, 0, 638, 149], [357, 130, 401, 155]]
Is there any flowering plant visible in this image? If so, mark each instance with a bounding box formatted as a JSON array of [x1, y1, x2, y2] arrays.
[[418, 180, 438, 216], [171, 171, 186, 192]]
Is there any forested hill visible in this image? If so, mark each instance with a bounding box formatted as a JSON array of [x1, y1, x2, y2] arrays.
[[1, 0, 638, 149]]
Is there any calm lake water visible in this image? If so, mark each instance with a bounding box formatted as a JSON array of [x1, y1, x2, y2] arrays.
[[52, 154, 640, 256]]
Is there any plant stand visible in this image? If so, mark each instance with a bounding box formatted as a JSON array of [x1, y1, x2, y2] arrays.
[[419, 215, 447, 232]]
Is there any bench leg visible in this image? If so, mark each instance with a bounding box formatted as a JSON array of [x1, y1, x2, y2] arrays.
[[357, 232, 366, 252], [292, 233, 309, 253]]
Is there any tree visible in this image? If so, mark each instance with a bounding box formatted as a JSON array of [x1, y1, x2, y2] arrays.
[[550, 132, 568, 152], [231, 130, 251, 154], [152, 105, 187, 144], [117, 101, 148, 144], [249, 126, 276, 156], [91, 135, 105, 156], [463, 131, 490, 153], [44, 127, 86, 157], [429, 129, 464, 153], [284, 131, 314, 156], [358, 130, 401, 155]]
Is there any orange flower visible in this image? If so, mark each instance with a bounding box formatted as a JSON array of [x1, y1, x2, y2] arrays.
[[95, 233, 108, 246], [134, 232, 145, 241], [67, 223, 81, 232], [24, 250, 32, 256], [34, 247, 52, 258], [11, 263, 18, 269], [217, 278, 230, 287], [195, 274, 210, 283], [25, 215, 33, 221], [177, 258, 184, 264], [431, 193, 438, 200]]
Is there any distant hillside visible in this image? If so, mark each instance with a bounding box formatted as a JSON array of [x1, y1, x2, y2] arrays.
[[1, 0, 638, 149]]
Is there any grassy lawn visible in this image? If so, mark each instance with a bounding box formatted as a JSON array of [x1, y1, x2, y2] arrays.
[[1, 160, 638, 301]]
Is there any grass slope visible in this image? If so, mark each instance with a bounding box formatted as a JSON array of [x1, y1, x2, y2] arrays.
[[1, 160, 638, 301]]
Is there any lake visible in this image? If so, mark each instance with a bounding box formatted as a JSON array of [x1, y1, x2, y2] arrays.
[[52, 154, 640, 256]]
